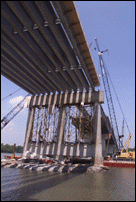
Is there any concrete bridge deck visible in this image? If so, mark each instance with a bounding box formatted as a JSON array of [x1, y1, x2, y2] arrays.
[[1, 1, 99, 94]]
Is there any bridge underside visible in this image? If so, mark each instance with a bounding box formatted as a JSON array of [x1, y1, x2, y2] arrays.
[[23, 91, 117, 163], [1, 1, 100, 94]]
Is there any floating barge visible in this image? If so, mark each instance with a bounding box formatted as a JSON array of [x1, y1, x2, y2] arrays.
[[104, 160, 135, 168], [4, 155, 21, 160]]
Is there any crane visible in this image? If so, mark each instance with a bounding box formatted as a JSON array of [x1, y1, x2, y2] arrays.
[[120, 118, 125, 147], [1, 94, 30, 130], [114, 133, 135, 159], [95, 38, 123, 149]]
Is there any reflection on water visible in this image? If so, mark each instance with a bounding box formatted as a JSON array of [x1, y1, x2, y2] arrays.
[[1, 165, 135, 201]]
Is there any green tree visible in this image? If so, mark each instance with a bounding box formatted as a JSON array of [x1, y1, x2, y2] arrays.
[[1, 143, 23, 153], [16, 145, 23, 153]]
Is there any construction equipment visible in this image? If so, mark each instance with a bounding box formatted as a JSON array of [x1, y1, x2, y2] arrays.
[[11, 143, 16, 159], [4, 143, 21, 160], [114, 134, 135, 160], [119, 118, 125, 148], [95, 38, 123, 149], [104, 133, 112, 160], [1, 94, 30, 130]]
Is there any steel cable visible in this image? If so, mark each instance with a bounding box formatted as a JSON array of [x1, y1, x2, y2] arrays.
[[1, 88, 21, 102]]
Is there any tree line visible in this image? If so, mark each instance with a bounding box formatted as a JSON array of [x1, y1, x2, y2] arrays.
[[128, 147, 135, 152], [1, 143, 23, 153]]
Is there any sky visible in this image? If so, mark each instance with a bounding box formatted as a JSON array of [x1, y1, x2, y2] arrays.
[[1, 1, 135, 148]]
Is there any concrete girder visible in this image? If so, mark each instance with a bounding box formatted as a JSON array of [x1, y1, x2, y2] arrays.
[[1, 7, 67, 93], [36, 1, 89, 92], [1, 33, 63, 92], [1, 43, 55, 94], [4, 2, 70, 92], [52, 1, 95, 90], [1, 1, 100, 94], [19, 1, 79, 92], [58, 1, 100, 87], [1, 24, 62, 93], [1, 46, 53, 94]]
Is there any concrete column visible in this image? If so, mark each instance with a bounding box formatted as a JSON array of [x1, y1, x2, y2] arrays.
[[83, 144, 87, 157], [76, 143, 80, 157], [94, 102, 103, 166], [55, 106, 66, 160], [22, 107, 35, 158], [40, 143, 44, 158]]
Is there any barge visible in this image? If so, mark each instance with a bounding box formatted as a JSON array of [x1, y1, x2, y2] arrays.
[[104, 160, 135, 168], [4, 155, 21, 160]]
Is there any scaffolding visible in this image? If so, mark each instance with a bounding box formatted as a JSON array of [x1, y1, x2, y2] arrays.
[[29, 104, 95, 145], [30, 106, 59, 143]]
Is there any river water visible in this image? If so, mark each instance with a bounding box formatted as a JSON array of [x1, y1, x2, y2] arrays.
[[1, 153, 135, 201]]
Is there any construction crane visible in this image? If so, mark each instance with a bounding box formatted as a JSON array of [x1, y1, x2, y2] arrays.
[[114, 133, 135, 160], [120, 118, 125, 148], [1, 94, 30, 130], [95, 38, 123, 149]]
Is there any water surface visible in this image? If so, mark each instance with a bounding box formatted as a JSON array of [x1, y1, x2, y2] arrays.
[[1, 153, 135, 201]]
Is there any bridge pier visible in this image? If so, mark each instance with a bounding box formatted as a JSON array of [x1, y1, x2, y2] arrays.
[[93, 102, 103, 166], [23, 107, 35, 158], [22, 91, 115, 163], [55, 106, 66, 161]]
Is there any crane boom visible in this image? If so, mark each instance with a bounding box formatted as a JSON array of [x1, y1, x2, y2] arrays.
[[95, 38, 121, 149], [1, 94, 30, 130], [121, 133, 131, 153]]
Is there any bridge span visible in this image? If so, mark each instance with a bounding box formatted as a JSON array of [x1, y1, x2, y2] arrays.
[[1, 1, 117, 164], [1, 1, 99, 94]]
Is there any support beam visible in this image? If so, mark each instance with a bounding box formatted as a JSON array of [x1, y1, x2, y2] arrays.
[[52, 1, 94, 90], [36, 1, 89, 91], [55, 106, 66, 160], [93, 102, 103, 165], [19, 1, 79, 92], [23, 107, 35, 157], [29, 91, 104, 107]]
